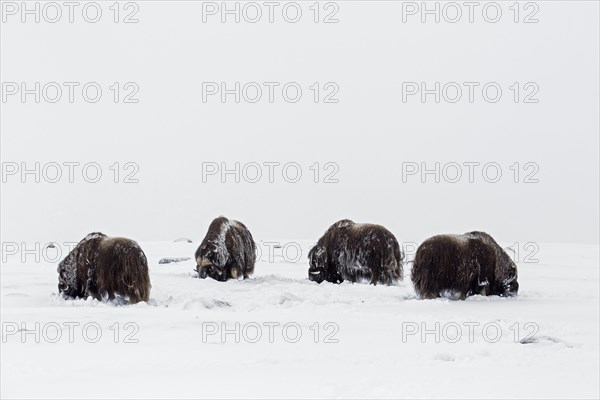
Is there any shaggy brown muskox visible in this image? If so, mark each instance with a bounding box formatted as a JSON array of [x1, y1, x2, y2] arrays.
[[195, 216, 256, 281], [411, 231, 519, 299], [57, 233, 151, 303], [308, 219, 404, 285]]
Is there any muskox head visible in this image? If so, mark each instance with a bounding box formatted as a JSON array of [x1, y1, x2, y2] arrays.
[[57, 232, 105, 297], [308, 245, 327, 283], [195, 241, 228, 280], [57, 249, 76, 294], [496, 247, 519, 296], [468, 231, 519, 296]]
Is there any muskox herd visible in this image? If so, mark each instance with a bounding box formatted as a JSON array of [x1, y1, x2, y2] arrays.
[[57, 216, 519, 304]]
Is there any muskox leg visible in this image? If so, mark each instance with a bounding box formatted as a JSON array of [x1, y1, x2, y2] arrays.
[[84, 276, 93, 298], [229, 258, 246, 280], [376, 270, 391, 286], [242, 259, 253, 279], [478, 283, 490, 297], [85, 268, 101, 300], [369, 252, 387, 285], [234, 264, 247, 280], [375, 263, 399, 285], [328, 264, 343, 284], [370, 268, 380, 286]]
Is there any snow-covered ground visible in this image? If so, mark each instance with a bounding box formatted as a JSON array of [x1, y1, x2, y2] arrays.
[[1, 240, 598, 399]]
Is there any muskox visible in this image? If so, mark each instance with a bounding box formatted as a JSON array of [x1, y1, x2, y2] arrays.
[[195, 216, 256, 281], [411, 231, 519, 299], [57, 232, 151, 303], [308, 219, 404, 285]]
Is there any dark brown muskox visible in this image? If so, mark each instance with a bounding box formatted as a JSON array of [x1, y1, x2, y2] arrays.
[[411, 231, 519, 300], [57, 233, 151, 303], [308, 219, 404, 285], [195, 216, 256, 282]]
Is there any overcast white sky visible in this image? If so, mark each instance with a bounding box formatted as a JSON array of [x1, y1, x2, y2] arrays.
[[1, 1, 598, 246]]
